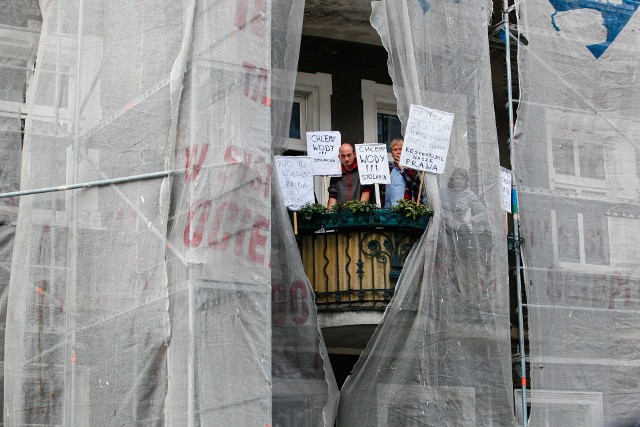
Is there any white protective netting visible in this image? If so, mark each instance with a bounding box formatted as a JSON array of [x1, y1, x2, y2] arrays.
[[0, 0, 41, 422], [5, 0, 186, 423], [3, 0, 337, 425], [515, 0, 640, 425], [271, 1, 339, 425], [338, 1, 515, 425], [271, 180, 339, 426]]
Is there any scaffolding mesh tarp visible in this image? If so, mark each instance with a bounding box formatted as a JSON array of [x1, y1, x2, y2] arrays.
[[338, 1, 515, 425], [165, 0, 276, 423], [0, 0, 41, 422], [2, 0, 337, 425], [5, 0, 185, 423], [270, 0, 340, 424], [515, 0, 640, 425], [271, 178, 339, 426]]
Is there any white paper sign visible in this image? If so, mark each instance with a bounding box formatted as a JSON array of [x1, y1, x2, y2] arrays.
[[399, 104, 454, 174], [306, 131, 341, 176], [500, 167, 513, 213], [275, 156, 315, 211], [355, 144, 390, 185]]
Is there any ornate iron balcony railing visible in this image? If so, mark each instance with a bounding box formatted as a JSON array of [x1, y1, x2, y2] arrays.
[[293, 210, 430, 311]]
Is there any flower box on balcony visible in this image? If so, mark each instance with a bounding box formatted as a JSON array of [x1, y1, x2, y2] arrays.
[[323, 211, 373, 230], [290, 201, 431, 235], [374, 210, 430, 232]]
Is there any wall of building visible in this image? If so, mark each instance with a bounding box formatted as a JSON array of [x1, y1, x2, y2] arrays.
[[297, 35, 392, 144]]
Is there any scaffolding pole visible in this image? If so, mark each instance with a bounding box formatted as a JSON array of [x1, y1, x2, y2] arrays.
[[502, 0, 528, 425], [0, 160, 239, 201], [64, 0, 85, 423]]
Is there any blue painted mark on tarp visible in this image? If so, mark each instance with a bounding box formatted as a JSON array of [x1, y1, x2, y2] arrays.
[[418, 0, 431, 13], [417, 0, 462, 13], [548, 0, 639, 58]]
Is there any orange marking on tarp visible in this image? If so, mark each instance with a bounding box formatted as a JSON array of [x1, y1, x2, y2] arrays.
[[36, 287, 43, 295], [521, 378, 527, 387], [262, 97, 271, 107], [125, 102, 135, 110], [71, 354, 77, 364]]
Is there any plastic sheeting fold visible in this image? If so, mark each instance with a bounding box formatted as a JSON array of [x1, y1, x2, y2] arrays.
[[338, 1, 515, 425]]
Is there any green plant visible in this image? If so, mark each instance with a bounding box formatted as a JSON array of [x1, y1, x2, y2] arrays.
[[332, 200, 377, 215], [390, 199, 432, 219], [297, 203, 329, 220]]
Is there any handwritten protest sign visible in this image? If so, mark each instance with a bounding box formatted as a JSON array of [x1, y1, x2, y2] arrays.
[[275, 156, 315, 210], [355, 144, 390, 185], [500, 167, 513, 213], [306, 131, 341, 176], [399, 104, 454, 175]]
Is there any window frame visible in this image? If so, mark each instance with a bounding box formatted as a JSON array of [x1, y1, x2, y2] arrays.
[[550, 209, 614, 273], [546, 109, 610, 197], [361, 79, 398, 146], [288, 72, 332, 204], [514, 389, 603, 427], [608, 215, 640, 268], [287, 71, 332, 152]]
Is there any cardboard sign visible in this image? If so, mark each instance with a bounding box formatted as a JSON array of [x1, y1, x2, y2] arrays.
[[500, 167, 513, 213], [399, 104, 454, 174], [355, 144, 390, 185], [275, 156, 315, 211], [306, 131, 341, 176]]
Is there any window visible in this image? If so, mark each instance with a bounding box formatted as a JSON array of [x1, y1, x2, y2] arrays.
[[551, 209, 610, 269], [288, 101, 302, 139], [547, 110, 609, 198], [362, 79, 399, 149], [362, 82, 474, 169], [287, 72, 332, 153], [0, 29, 103, 132], [288, 72, 332, 204], [377, 110, 403, 151], [514, 390, 603, 427], [288, 94, 308, 142], [552, 138, 605, 180], [608, 216, 640, 267]]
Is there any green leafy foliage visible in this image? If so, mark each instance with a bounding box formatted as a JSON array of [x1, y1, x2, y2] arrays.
[[390, 199, 432, 219], [332, 200, 377, 214], [297, 203, 329, 220]]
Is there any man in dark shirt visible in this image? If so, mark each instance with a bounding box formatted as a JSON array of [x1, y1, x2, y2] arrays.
[[327, 143, 373, 209]]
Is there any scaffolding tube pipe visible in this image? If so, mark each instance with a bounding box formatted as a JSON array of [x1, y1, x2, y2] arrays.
[[503, 0, 529, 425], [0, 170, 171, 199], [0, 160, 238, 200]]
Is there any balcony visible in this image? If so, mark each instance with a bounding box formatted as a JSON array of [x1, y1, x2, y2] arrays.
[[293, 208, 430, 354]]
